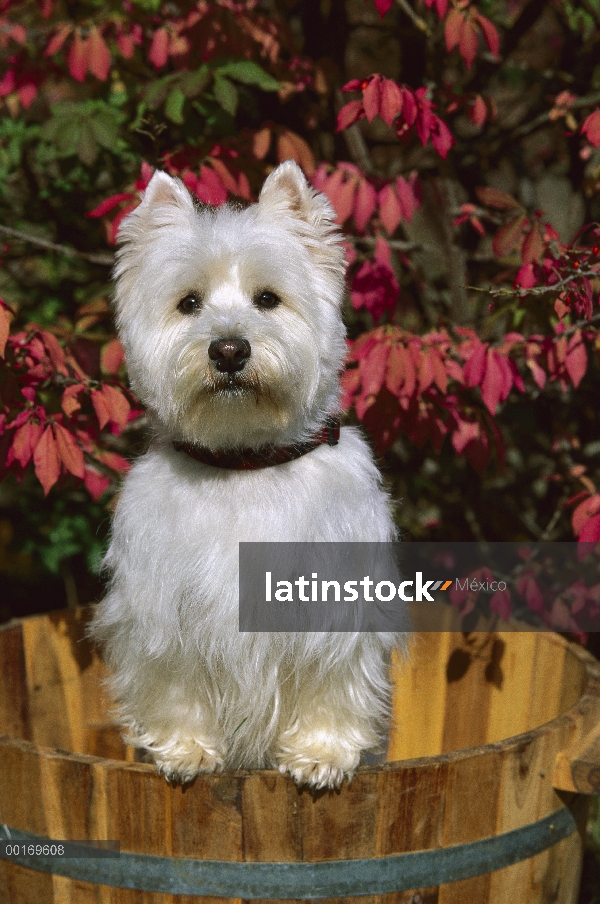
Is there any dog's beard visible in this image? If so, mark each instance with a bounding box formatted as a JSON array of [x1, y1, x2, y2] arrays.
[[204, 367, 264, 400], [167, 359, 295, 448]]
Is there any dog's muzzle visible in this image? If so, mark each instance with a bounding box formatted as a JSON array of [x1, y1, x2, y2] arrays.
[[208, 337, 251, 374]]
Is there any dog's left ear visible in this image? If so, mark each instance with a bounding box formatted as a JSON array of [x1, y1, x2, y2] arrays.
[[258, 161, 345, 272]]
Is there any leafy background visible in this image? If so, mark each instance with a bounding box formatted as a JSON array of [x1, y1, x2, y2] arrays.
[[1, 0, 600, 896]]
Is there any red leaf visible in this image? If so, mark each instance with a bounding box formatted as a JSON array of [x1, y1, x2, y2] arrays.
[[87, 27, 111, 81], [9, 421, 43, 468], [40, 330, 68, 376], [91, 389, 110, 429], [475, 186, 521, 210], [572, 495, 600, 537], [0, 304, 10, 357], [374, 235, 392, 265], [87, 192, 133, 219], [45, 23, 72, 57], [149, 27, 169, 69], [116, 33, 135, 59], [400, 88, 417, 127], [209, 158, 239, 195], [336, 100, 364, 132], [378, 183, 403, 235], [363, 75, 382, 123], [360, 341, 390, 398], [18, 83, 37, 109], [418, 349, 435, 392], [480, 349, 505, 414], [519, 575, 544, 612], [386, 343, 415, 398], [452, 417, 479, 455], [100, 384, 131, 431], [53, 423, 85, 478], [579, 514, 600, 544], [445, 8, 465, 51], [459, 19, 479, 69], [395, 176, 419, 222], [61, 385, 83, 417], [431, 117, 454, 159], [353, 179, 377, 231], [475, 14, 500, 58], [373, 0, 393, 15], [515, 262, 537, 288], [463, 341, 488, 387], [581, 110, 600, 148], [67, 29, 88, 82], [84, 468, 111, 501], [379, 79, 403, 127], [101, 338, 125, 375], [490, 588, 511, 621], [338, 176, 359, 225], [195, 165, 228, 205], [565, 331, 587, 388], [275, 130, 315, 175], [33, 425, 61, 495], [493, 214, 526, 257], [521, 223, 544, 264], [470, 95, 487, 128]]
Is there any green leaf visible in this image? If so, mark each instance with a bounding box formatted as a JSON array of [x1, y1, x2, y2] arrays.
[[77, 121, 98, 166], [143, 73, 179, 110], [216, 61, 280, 91], [54, 120, 82, 156], [181, 66, 211, 98], [165, 86, 186, 124], [213, 75, 238, 116], [90, 112, 119, 150]]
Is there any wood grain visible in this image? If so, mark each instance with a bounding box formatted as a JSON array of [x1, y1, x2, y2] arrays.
[[0, 611, 599, 904]]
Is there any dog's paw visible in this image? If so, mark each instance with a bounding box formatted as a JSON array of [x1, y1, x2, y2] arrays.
[[274, 736, 360, 790], [277, 760, 353, 790], [150, 739, 225, 785]]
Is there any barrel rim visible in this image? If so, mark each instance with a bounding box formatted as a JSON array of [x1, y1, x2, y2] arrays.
[[0, 608, 598, 781]]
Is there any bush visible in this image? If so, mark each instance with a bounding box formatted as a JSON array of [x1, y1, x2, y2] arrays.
[[1, 0, 600, 626]]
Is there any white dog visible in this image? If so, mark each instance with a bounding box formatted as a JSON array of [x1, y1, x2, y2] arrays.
[[90, 160, 404, 789]]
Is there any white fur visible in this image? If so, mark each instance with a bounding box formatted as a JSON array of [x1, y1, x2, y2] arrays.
[[90, 161, 405, 789]]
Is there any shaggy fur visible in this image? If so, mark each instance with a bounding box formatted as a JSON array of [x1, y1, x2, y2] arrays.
[[90, 161, 405, 789]]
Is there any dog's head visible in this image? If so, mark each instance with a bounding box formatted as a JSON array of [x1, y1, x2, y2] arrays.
[[113, 161, 347, 449]]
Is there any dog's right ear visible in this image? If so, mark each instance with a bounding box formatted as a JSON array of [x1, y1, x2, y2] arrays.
[[140, 171, 195, 213], [116, 171, 195, 244]]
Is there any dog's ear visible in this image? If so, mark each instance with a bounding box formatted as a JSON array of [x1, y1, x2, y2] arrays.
[[116, 171, 195, 244], [259, 160, 334, 224], [258, 160, 345, 277], [140, 170, 195, 214]]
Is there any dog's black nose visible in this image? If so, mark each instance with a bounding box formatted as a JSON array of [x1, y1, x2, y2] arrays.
[[208, 337, 251, 373]]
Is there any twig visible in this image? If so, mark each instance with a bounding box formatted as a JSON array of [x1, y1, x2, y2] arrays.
[[540, 508, 562, 542], [511, 90, 600, 141], [353, 236, 425, 253], [394, 0, 431, 35], [466, 266, 600, 299], [0, 224, 114, 267]]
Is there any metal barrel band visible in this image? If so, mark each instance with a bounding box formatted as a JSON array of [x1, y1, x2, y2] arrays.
[[0, 806, 579, 899]]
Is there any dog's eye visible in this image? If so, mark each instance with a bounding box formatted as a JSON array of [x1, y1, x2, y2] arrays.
[[178, 294, 202, 315], [253, 290, 281, 310]]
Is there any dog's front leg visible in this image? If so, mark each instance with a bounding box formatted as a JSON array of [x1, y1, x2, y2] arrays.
[[273, 645, 390, 790], [111, 664, 227, 785]]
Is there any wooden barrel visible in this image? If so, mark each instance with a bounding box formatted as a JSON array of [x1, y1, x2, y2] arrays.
[[0, 607, 599, 904]]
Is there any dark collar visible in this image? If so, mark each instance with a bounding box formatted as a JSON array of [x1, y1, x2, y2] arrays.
[[173, 416, 340, 470]]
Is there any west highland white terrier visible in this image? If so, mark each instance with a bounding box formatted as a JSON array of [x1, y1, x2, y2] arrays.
[[90, 160, 404, 789]]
